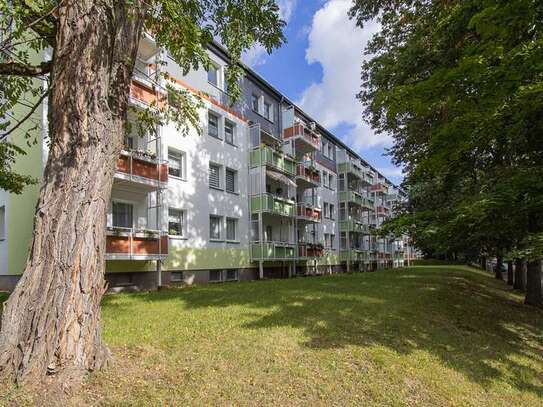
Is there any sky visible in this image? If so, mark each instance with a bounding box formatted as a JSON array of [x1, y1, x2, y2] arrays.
[[242, 0, 403, 185]]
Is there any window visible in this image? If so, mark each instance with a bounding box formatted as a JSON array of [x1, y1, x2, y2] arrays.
[[112, 201, 133, 229], [324, 233, 330, 248], [328, 143, 334, 159], [225, 269, 238, 281], [322, 171, 329, 188], [251, 94, 259, 112], [207, 64, 218, 86], [168, 148, 186, 179], [330, 204, 335, 220], [264, 102, 272, 121], [226, 218, 238, 241], [210, 270, 222, 282], [225, 168, 237, 193], [209, 163, 221, 189], [323, 202, 329, 219], [0, 205, 5, 240], [339, 174, 345, 191], [330, 234, 335, 249], [329, 174, 334, 190], [209, 215, 222, 240], [225, 120, 235, 145], [208, 112, 220, 139], [124, 135, 134, 150], [168, 209, 185, 237], [171, 272, 184, 282]]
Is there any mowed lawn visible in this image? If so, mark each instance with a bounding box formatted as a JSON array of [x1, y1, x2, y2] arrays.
[[3, 266, 543, 405]]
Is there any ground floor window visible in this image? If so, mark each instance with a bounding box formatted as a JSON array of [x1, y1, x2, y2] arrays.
[[209, 270, 223, 282], [225, 269, 238, 281], [170, 272, 183, 282]]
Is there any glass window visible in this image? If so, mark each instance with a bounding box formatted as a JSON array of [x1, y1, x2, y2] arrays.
[[209, 163, 221, 189], [329, 174, 334, 190], [225, 168, 237, 193], [209, 215, 222, 240], [171, 272, 184, 282], [210, 270, 223, 282], [339, 174, 345, 191], [124, 135, 134, 150], [208, 112, 219, 139], [330, 234, 335, 250], [264, 102, 271, 120], [330, 204, 335, 220], [168, 148, 185, 179], [207, 64, 218, 86], [112, 201, 133, 229], [226, 218, 237, 241], [0, 205, 5, 240], [225, 269, 238, 281], [168, 209, 184, 236], [225, 120, 235, 145], [323, 202, 329, 219], [251, 94, 259, 112]]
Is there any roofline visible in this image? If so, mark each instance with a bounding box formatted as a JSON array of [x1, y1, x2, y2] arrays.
[[208, 41, 400, 188]]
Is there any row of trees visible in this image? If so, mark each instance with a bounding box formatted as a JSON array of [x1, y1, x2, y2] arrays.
[[351, 0, 543, 307]]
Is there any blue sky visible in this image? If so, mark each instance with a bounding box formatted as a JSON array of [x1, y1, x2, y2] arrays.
[[242, 0, 403, 185]]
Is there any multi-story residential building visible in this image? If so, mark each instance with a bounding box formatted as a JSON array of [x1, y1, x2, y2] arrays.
[[0, 40, 408, 291]]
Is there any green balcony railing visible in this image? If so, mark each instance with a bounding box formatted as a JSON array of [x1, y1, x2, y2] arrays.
[[338, 191, 374, 209], [339, 220, 370, 234], [250, 146, 296, 176], [337, 162, 373, 184], [339, 249, 370, 262], [250, 194, 295, 217], [251, 242, 297, 261]]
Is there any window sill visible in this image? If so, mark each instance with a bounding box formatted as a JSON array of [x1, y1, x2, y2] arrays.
[[226, 240, 240, 244], [169, 175, 187, 182], [208, 133, 222, 141], [169, 235, 188, 240], [209, 238, 224, 243], [209, 185, 224, 192], [226, 190, 240, 196], [225, 141, 238, 148]]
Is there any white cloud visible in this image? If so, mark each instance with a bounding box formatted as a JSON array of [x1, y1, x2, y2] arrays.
[[242, 0, 297, 67], [297, 0, 391, 151], [377, 166, 404, 179]]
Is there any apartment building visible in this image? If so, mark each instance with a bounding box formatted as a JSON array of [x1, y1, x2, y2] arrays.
[[0, 39, 409, 291]]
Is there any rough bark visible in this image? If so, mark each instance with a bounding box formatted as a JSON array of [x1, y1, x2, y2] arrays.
[[525, 260, 542, 308], [495, 255, 503, 280], [513, 258, 526, 291], [0, 0, 145, 385], [507, 261, 514, 286]]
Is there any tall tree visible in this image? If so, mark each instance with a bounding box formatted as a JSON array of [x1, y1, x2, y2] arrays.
[[0, 0, 285, 385], [351, 0, 543, 306]]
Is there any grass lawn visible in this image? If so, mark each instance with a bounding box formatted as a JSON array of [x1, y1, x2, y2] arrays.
[[1, 265, 542, 405]]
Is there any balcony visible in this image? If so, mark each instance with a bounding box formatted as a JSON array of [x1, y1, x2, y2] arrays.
[[105, 227, 168, 261], [296, 202, 321, 223], [340, 249, 370, 262], [338, 191, 374, 210], [339, 220, 370, 234], [250, 194, 295, 217], [298, 243, 325, 259], [251, 241, 297, 261], [137, 32, 160, 60], [283, 122, 321, 154], [370, 183, 389, 194], [250, 146, 296, 176], [296, 162, 320, 188], [114, 150, 168, 190], [337, 162, 373, 186], [376, 206, 390, 217]]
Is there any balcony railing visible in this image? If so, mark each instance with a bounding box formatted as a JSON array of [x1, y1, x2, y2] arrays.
[[339, 220, 370, 234], [106, 227, 168, 260], [250, 193, 295, 217], [115, 150, 168, 188], [296, 162, 320, 187], [376, 206, 390, 217], [337, 162, 373, 185], [340, 249, 370, 262], [296, 202, 321, 223], [249, 145, 296, 176], [283, 123, 321, 152], [298, 243, 325, 259], [338, 191, 374, 210], [370, 183, 389, 194], [251, 241, 297, 261]]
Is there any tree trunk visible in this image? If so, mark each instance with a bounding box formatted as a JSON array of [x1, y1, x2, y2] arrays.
[[0, 1, 145, 385], [514, 258, 526, 291], [495, 255, 503, 280], [525, 260, 542, 308], [507, 261, 514, 286]]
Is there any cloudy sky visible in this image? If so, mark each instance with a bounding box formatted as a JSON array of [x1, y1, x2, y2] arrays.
[[243, 0, 403, 185]]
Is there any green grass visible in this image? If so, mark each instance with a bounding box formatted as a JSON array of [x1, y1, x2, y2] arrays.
[[3, 266, 543, 405]]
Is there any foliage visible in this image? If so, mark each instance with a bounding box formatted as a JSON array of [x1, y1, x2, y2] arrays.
[[0, 0, 286, 192], [351, 0, 543, 260]]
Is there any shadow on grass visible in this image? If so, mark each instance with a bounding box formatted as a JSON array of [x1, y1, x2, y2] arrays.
[[103, 266, 543, 397]]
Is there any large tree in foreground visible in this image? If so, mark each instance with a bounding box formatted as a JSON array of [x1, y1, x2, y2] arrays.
[[351, 0, 543, 306], [0, 0, 284, 385]]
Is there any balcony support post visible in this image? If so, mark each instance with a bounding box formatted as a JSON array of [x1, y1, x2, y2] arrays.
[[156, 260, 162, 289]]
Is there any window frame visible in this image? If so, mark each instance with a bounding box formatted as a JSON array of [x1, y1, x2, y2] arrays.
[[226, 217, 239, 242], [224, 119, 236, 146], [168, 208, 186, 238], [207, 111, 220, 140], [168, 148, 186, 180], [209, 162, 222, 190], [111, 200, 134, 229], [251, 94, 259, 112], [207, 63, 219, 87], [209, 215, 223, 241], [225, 167, 238, 194]]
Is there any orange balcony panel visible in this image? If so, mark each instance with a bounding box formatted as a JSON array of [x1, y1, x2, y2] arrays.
[[116, 155, 169, 183], [296, 164, 321, 184], [283, 124, 321, 150], [130, 80, 157, 105], [106, 235, 168, 257], [297, 206, 321, 221]]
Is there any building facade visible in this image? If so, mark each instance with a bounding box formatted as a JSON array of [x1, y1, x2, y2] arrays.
[[0, 40, 410, 291]]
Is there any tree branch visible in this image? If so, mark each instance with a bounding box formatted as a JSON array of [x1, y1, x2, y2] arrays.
[[0, 92, 48, 141], [0, 60, 52, 77]]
